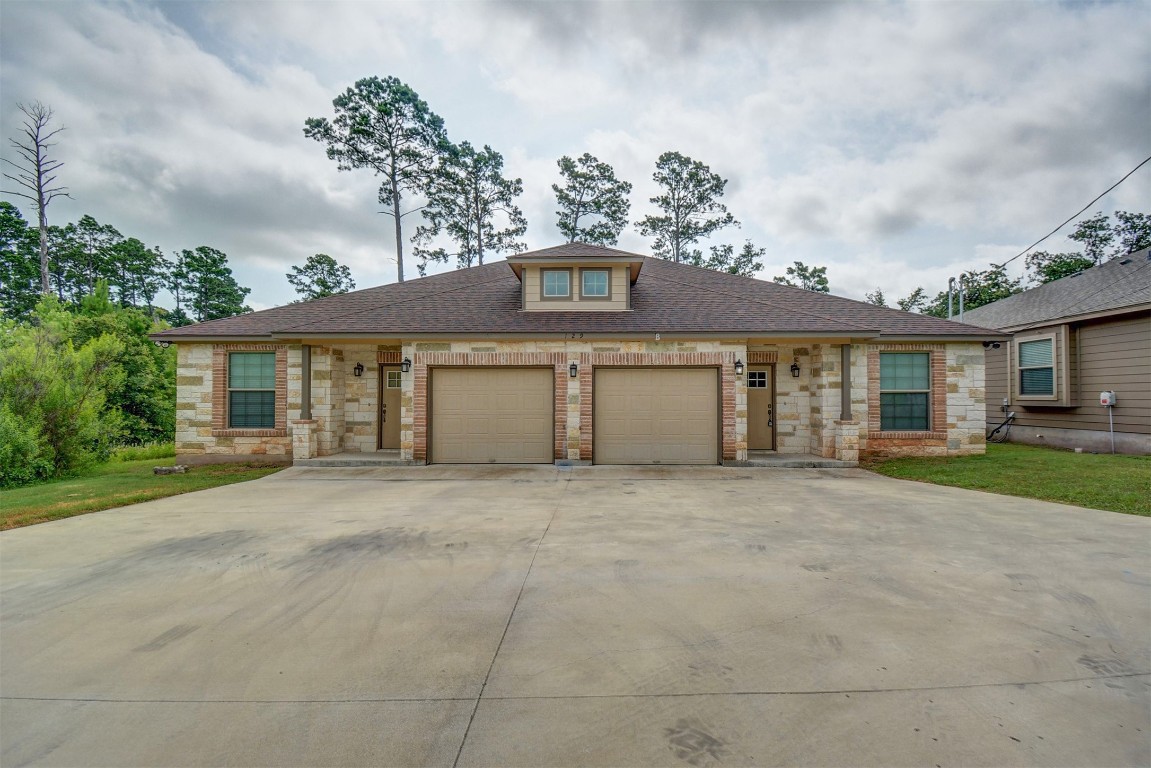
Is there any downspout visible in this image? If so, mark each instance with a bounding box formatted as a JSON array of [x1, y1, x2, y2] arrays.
[[301, 344, 312, 420], [840, 344, 852, 421]]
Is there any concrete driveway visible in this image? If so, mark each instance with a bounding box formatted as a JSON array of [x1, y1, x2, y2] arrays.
[[2, 466, 1148, 767]]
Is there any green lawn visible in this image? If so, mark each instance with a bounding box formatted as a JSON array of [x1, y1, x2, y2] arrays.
[[867, 443, 1151, 516], [1, 458, 284, 530]]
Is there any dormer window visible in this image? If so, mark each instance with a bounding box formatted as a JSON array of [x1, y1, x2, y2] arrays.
[[581, 268, 610, 299], [542, 269, 571, 299]]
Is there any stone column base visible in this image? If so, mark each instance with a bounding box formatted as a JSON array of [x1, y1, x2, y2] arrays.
[[834, 420, 860, 464], [291, 419, 317, 460]]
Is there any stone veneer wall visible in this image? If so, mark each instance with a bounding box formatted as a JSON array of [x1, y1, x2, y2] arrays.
[[400, 339, 747, 464], [861, 342, 986, 457], [174, 338, 985, 463], [175, 343, 294, 460], [746, 344, 817, 454], [340, 344, 381, 452]]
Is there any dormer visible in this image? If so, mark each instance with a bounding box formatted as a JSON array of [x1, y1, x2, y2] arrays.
[[506, 243, 644, 312]]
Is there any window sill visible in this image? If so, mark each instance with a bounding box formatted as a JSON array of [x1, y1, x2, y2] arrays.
[[212, 428, 287, 438], [870, 431, 946, 440]]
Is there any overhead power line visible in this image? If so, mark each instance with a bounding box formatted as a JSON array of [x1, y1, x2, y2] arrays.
[[995, 154, 1151, 269]]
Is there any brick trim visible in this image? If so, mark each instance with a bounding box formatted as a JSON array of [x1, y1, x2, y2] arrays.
[[411, 350, 738, 464], [579, 365, 594, 460], [212, 344, 288, 437], [866, 347, 946, 439], [747, 351, 778, 364], [412, 352, 568, 463], [580, 351, 737, 462], [376, 350, 402, 364]]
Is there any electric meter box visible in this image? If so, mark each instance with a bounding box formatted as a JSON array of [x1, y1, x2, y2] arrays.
[[1100, 391, 1117, 407]]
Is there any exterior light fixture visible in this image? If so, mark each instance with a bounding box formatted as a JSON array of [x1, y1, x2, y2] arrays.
[[734, 359, 745, 376], [569, 362, 579, 378], [400, 357, 412, 373], [790, 358, 801, 378], [153, 340, 170, 349], [353, 362, 364, 377]]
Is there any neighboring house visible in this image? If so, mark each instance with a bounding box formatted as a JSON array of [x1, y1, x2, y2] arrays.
[[152, 244, 999, 466], [962, 248, 1150, 455]]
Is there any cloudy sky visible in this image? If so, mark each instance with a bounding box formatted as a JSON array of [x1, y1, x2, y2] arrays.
[[2, 1, 1148, 310]]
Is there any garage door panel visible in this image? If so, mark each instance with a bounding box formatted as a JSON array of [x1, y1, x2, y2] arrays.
[[594, 368, 718, 465], [431, 368, 553, 464]]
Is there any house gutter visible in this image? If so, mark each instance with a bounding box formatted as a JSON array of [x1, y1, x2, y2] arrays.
[[149, 331, 1009, 344]]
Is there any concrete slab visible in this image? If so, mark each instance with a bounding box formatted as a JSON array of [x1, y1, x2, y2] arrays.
[[2, 466, 1148, 766]]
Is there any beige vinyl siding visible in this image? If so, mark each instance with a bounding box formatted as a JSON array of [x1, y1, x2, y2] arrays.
[[991, 313, 1150, 435], [522, 264, 629, 311]]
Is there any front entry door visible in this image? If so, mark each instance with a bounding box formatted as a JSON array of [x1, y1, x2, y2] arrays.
[[378, 366, 402, 450], [747, 365, 775, 450]]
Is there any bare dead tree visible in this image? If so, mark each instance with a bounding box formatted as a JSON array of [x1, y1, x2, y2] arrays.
[[3, 102, 70, 294]]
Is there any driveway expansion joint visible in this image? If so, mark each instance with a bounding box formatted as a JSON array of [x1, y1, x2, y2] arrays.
[[450, 474, 569, 768]]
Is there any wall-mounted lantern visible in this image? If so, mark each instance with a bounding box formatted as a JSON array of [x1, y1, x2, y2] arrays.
[[569, 362, 579, 378], [353, 362, 364, 377], [400, 357, 412, 373], [734, 359, 745, 376], [790, 358, 801, 378]]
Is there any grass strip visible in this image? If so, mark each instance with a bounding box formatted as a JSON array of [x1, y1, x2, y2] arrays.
[[1, 458, 284, 530], [866, 443, 1150, 516]]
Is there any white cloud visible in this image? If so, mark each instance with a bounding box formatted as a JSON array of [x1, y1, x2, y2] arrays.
[[1, 0, 1148, 309]]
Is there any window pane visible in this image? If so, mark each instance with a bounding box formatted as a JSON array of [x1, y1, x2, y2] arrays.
[[387, 370, 402, 388], [879, 353, 929, 391], [880, 393, 929, 430], [543, 270, 569, 296], [229, 391, 275, 428], [1020, 367, 1054, 395], [582, 270, 609, 297], [747, 370, 766, 388], [1019, 339, 1052, 367], [229, 352, 275, 389]]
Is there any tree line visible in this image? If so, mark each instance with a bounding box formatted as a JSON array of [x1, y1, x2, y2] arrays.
[[0, 202, 252, 324], [305, 76, 764, 280]]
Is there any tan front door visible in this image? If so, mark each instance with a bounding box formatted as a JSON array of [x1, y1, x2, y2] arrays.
[[594, 368, 719, 465], [430, 368, 553, 464], [378, 366, 402, 450], [747, 365, 775, 450]]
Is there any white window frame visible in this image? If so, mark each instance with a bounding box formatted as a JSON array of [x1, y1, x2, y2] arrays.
[[541, 268, 571, 300], [580, 268, 611, 300], [1013, 331, 1060, 403]]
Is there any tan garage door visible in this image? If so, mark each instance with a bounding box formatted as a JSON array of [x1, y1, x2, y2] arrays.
[[594, 368, 719, 465], [430, 368, 553, 464]]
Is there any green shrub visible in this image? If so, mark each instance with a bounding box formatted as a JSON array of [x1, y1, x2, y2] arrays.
[[0, 403, 52, 487], [0, 296, 124, 485]]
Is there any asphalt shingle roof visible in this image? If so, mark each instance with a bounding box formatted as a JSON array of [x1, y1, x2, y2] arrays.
[[961, 248, 1151, 331], [156, 247, 998, 340]]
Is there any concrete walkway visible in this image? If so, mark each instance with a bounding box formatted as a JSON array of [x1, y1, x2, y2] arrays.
[[1, 466, 1148, 766]]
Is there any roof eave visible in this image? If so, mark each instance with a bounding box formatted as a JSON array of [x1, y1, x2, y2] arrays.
[[993, 301, 1151, 333]]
